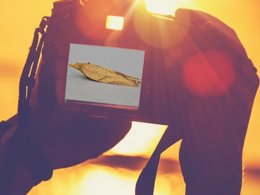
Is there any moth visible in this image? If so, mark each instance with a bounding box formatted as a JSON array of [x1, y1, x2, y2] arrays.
[[69, 63, 141, 87]]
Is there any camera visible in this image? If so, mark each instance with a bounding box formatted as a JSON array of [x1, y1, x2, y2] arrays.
[[4, 1, 258, 194], [28, 0, 186, 126]]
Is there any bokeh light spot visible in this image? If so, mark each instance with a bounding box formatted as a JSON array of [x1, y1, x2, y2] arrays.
[[182, 49, 236, 97]]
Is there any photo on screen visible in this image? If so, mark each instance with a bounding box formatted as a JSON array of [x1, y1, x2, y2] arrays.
[[65, 43, 145, 109]]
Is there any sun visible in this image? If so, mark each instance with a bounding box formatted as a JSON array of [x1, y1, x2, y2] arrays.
[[144, 0, 183, 15]]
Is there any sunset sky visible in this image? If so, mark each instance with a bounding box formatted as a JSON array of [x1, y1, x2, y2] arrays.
[[0, 0, 260, 194]]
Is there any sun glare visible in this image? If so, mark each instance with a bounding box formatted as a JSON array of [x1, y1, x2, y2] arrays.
[[144, 0, 180, 15]]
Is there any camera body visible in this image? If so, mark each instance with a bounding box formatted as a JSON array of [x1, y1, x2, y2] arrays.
[[30, 0, 189, 128]]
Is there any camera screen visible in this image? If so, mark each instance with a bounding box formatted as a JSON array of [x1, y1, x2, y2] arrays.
[[65, 43, 145, 109]]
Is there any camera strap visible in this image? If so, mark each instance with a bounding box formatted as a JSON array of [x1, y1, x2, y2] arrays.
[[18, 16, 49, 125], [135, 128, 182, 195]]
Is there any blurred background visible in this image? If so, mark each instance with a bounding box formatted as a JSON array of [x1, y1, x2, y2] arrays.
[[0, 0, 259, 194]]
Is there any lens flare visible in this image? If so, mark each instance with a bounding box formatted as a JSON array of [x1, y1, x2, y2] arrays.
[[182, 49, 236, 97]]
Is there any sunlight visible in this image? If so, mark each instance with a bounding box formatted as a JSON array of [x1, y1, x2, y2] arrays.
[[107, 122, 167, 156], [133, 0, 195, 49], [29, 163, 186, 195], [144, 0, 190, 15], [80, 167, 136, 195]]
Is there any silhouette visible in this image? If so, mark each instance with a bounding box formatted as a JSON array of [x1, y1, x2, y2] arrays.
[[136, 9, 259, 195], [0, 1, 259, 195]]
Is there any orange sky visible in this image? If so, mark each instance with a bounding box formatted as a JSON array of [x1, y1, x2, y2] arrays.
[[0, 0, 260, 194]]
